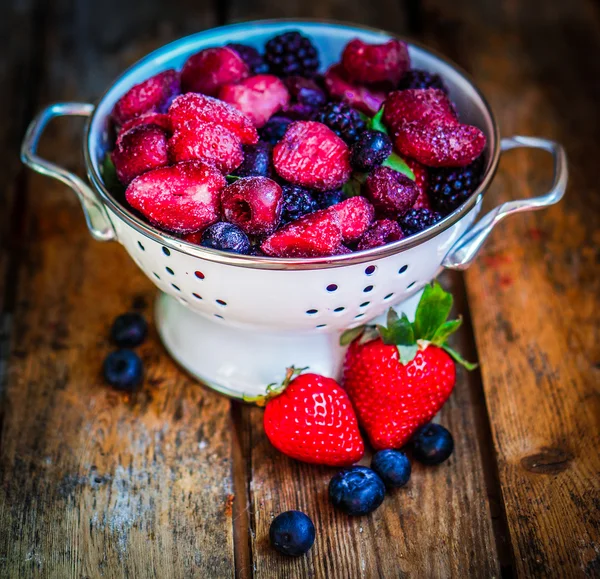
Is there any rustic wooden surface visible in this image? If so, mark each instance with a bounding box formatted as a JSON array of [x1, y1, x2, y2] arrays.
[[0, 0, 598, 577]]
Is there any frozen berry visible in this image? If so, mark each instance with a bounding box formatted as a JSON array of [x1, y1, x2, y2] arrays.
[[399, 208, 442, 236], [265, 31, 319, 77], [103, 349, 143, 391], [118, 112, 172, 139], [406, 158, 431, 210], [261, 209, 342, 257], [169, 93, 258, 145], [324, 65, 386, 116], [269, 511, 315, 557], [112, 69, 179, 126], [232, 142, 272, 177], [312, 188, 346, 210], [427, 156, 485, 213], [281, 185, 318, 224], [111, 313, 148, 348], [411, 423, 454, 465], [221, 177, 282, 236], [350, 130, 393, 172], [259, 115, 293, 144], [181, 46, 249, 96], [201, 222, 251, 254], [125, 160, 225, 234], [219, 74, 290, 128], [365, 166, 419, 218], [313, 102, 365, 144], [371, 450, 411, 488], [341, 39, 410, 87], [398, 69, 448, 92], [227, 43, 269, 74], [112, 124, 169, 185], [168, 120, 244, 174], [284, 76, 326, 109], [273, 121, 352, 191], [328, 466, 385, 516], [383, 89, 457, 130], [328, 197, 374, 244], [357, 219, 404, 250]]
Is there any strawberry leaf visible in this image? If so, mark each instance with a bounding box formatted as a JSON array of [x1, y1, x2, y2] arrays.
[[369, 106, 388, 134], [430, 318, 462, 347], [442, 344, 479, 371], [397, 344, 419, 364], [340, 325, 365, 346], [413, 281, 453, 341], [377, 310, 416, 346], [381, 152, 416, 180], [342, 177, 362, 198], [359, 326, 380, 344]]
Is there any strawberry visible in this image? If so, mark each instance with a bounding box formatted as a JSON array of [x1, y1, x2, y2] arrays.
[[118, 112, 172, 141], [219, 74, 290, 128], [272, 121, 352, 191], [261, 209, 342, 257], [181, 46, 249, 96], [327, 196, 374, 244], [406, 159, 431, 209], [341, 38, 410, 87], [112, 69, 179, 126], [341, 282, 476, 449], [356, 219, 404, 250], [168, 120, 244, 174], [383, 89, 458, 130], [168, 93, 258, 145], [258, 368, 365, 467], [324, 64, 386, 116], [112, 124, 169, 185], [125, 160, 225, 234]]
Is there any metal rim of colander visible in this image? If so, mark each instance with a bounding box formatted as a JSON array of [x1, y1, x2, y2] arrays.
[[84, 18, 501, 270]]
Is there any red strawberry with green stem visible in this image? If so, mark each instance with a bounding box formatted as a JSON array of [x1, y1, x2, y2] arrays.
[[341, 282, 476, 450], [250, 368, 365, 467]]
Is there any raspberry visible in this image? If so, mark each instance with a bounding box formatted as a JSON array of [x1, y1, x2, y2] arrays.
[[112, 70, 179, 126], [125, 161, 225, 234], [168, 120, 243, 174], [383, 89, 457, 130], [350, 130, 393, 172], [227, 43, 269, 74], [328, 197, 374, 243], [341, 39, 410, 87], [261, 209, 342, 258], [232, 142, 272, 177], [219, 75, 290, 128], [427, 155, 485, 213], [181, 46, 249, 96], [265, 31, 320, 77], [398, 70, 448, 93], [399, 208, 442, 236], [365, 166, 420, 218], [313, 102, 366, 144], [357, 219, 404, 250], [272, 121, 352, 191], [281, 185, 318, 224], [313, 188, 346, 210], [201, 222, 251, 254], [112, 125, 169, 185], [259, 115, 293, 145], [324, 65, 386, 116]]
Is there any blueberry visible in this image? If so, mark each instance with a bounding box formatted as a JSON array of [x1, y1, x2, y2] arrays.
[[110, 312, 148, 347], [260, 116, 293, 145], [232, 142, 272, 177], [269, 510, 315, 556], [412, 423, 454, 465], [371, 450, 411, 488], [351, 130, 393, 172], [281, 185, 318, 223], [103, 349, 143, 391], [312, 188, 346, 210], [201, 222, 251, 254], [328, 466, 385, 516]]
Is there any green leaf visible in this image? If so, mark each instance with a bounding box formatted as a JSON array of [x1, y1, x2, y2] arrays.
[[342, 178, 362, 198], [413, 281, 453, 341], [377, 310, 416, 348], [397, 344, 419, 364], [381, 152, 416, 180], [101, 154, 123, 193], [340, 326, 365, 346], [358, 326, 380, 345], [430, 318, 462, 346], [443, 344, 478, 371], [368, 106, 388, 134], [358, 111, 370, 123], [226, 174, 242, 182]]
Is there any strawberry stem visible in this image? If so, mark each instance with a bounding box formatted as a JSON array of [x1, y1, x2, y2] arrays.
[[243, 366, 307, 407]]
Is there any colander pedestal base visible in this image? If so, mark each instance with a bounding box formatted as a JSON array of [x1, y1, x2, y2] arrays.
[[155, 291, 423, 399]]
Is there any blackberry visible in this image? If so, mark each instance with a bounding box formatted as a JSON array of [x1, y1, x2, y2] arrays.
[[260, 116, 293, 145], [312, 188, 345, 210], [399, 208, 442, 236], [265, 31, 320, 77], [398, 69, 448, 93], [281, 185, 318, 223], [227, 43, 269, 74], [427, 156, 485, 214], [314, 102, 366, 144]]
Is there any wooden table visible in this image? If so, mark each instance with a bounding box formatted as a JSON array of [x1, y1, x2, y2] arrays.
[[1, 0, 598, 576]]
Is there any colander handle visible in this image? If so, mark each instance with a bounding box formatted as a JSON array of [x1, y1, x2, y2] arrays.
[[442, 135, 568, 270], [21, 102, 116, 242]]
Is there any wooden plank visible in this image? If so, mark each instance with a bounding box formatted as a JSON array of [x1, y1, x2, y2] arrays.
[[419, 0, 600, 575], [0, 1, 238, 577]]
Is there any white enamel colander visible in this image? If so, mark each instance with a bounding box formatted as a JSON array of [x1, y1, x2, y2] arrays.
[[21, 20, 567, 398]]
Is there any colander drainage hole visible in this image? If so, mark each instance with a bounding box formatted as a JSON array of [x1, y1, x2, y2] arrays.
[[195, 271, 205, 280], [178, 297, 188, 306], [363, 285, 374, 293], [360, 301, 370, 308], [153, 273, 161, 280], [216, 299, 227, 307], [355, 313, 365, 319], [326, 284, 338, 292], [192, 293, 202, 300], [365, 265, 376, 275], [138, 241, 145, 251], [384, 293, 394, 300], [214, 314, 224, 320], [166, 267, 174, 275], [306, 309, 318, 315], [316, 324, 327, 329], [171, 284, 181, 291], [407, 281, 416, 289], [398, 265, 408, 274], [162, 247, 171, 256], [334, 307, 345, 313]]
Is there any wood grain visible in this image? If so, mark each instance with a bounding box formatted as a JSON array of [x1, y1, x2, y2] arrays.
[[418, 0, 600, 575], [0, 1, 236, 577]]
